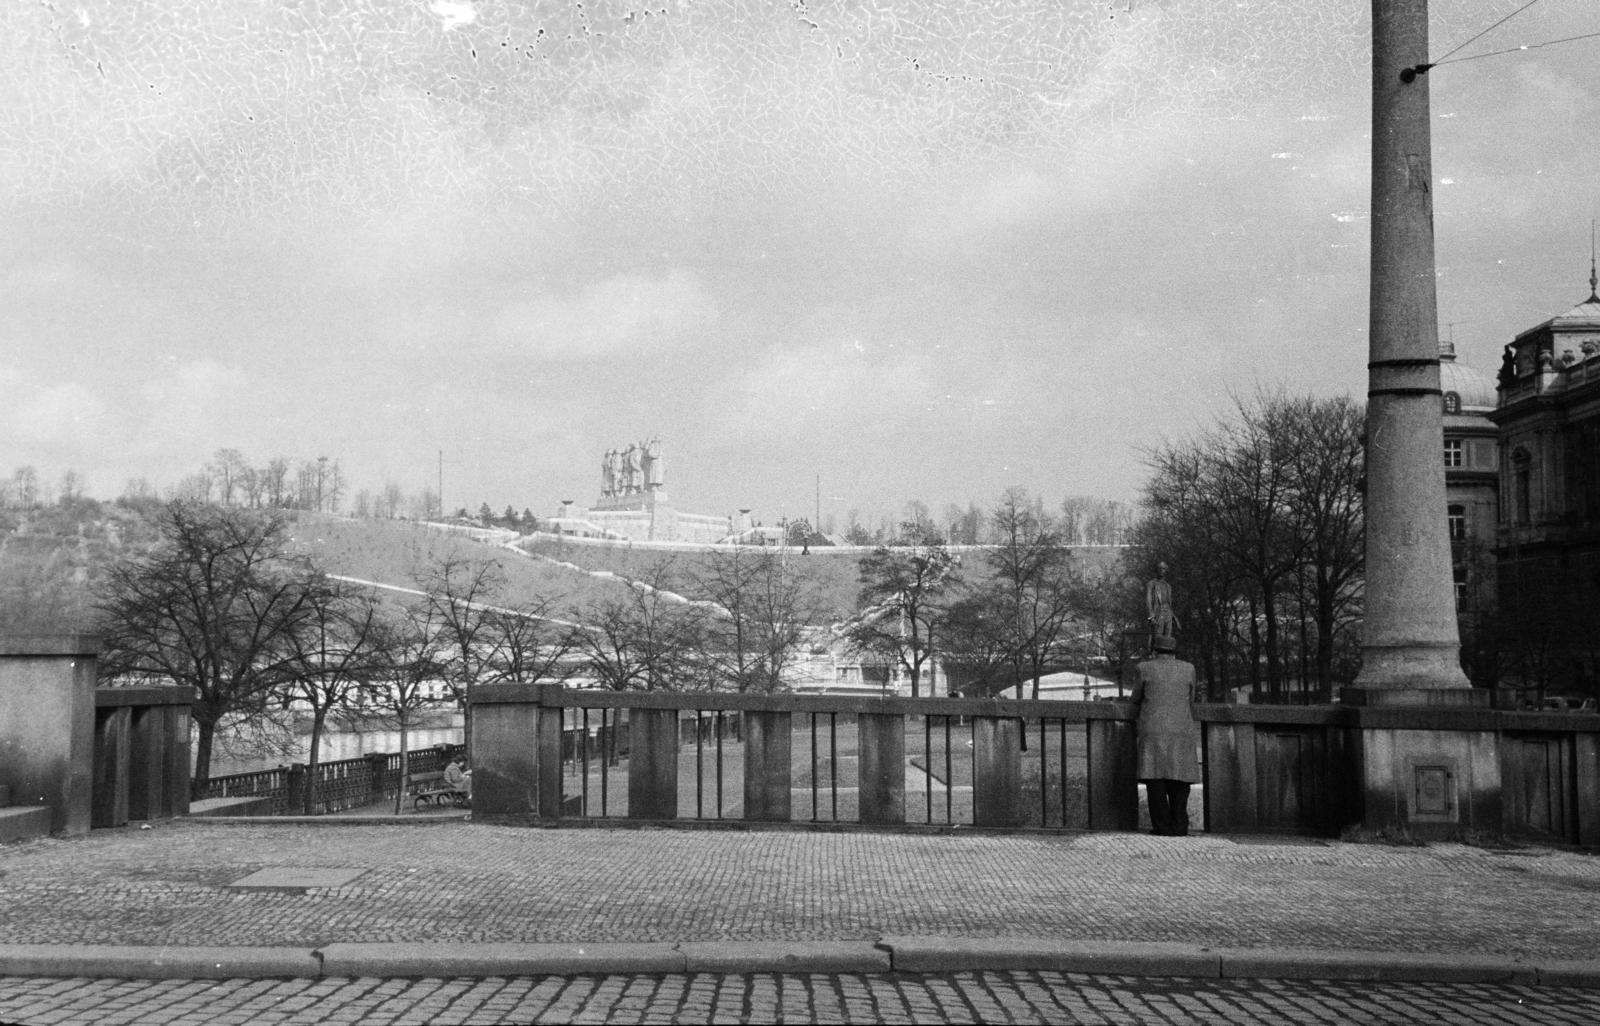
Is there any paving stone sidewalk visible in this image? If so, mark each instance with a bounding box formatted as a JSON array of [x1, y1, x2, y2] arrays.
[[3, 972, 1596, 1025], [2, 822, 1599, 956]]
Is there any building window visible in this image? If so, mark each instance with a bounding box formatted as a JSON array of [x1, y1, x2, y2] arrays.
[[1453, 563, 1469, 607], [1448, 504, 1466, 542], [1444, 439, 1463, 468], [1443, 392, 1460, 414], [1514, 449, 1532, 524]]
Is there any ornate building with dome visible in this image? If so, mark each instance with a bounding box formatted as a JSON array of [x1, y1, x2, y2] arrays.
[[1488, 278, 1600, 690], [1439, 338, 1501, 609]]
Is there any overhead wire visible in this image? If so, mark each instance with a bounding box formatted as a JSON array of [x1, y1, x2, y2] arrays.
[[1434, 28, 1600, 67], [1432, 0, 1546, 66], [1402, 0, 1600, 78]]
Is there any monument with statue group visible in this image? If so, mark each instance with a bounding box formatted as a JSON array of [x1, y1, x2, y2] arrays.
[[550, 437, 754, 544]]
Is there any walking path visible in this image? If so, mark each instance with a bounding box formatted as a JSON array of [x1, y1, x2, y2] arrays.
[[5, 971, 1596, 1024], [3, 819, 1599, 978]]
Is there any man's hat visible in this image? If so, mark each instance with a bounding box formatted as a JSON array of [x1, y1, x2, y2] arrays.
[[1151, 634, 1177, 653]]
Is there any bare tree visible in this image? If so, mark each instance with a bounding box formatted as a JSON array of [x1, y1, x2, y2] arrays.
[[58, 469, 86, 503], [415, 553, 509, 751], [95, 503, 327, 789], [210, 449, 247, 506], [692, 547, 820, 692], [1137, 390, 1367, 700], [278, 582, 384, 814], [360, 603, 448, 813], [11, 466, 38, 508], [239, 465, 263, 508], [263, 458, 290, 507], [570, 562, 713, 691], [167, 473, 213, 504], [381, 482, 404, 519], [1282, 395, 1365, 697], [987, 488, 1078, 699], [936, 593, 1016, 697], [845, 528, 963, 696], [483, 599, 580, 686]]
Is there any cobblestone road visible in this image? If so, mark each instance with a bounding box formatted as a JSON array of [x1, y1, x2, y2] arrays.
[[2, 972, 1594, 1024], [3, 822, 1600, 956]]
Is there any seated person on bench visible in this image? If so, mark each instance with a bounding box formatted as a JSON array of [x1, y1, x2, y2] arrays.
[[442, 757, 471, 797]]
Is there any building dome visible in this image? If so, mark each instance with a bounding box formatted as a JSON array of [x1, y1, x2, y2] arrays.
[[1438, 341, 1496, 414]]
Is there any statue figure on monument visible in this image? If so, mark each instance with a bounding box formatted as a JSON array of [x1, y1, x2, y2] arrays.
[[601, 449, 617, 497], [621, 443, 641, 494], [642, 436, 664, 491], [1146, 562, 1180, 643]]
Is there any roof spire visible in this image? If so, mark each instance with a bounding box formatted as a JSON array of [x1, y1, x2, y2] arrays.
[[1591, 219, 1598, 302]]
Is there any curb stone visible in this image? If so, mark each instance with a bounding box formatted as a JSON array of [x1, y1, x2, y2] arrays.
[[680, 941, 889, 973], [878, 937, 1220, 977], [174, 815, 471, 827], [318, 943, 682, 977], [0, 940, 1594, 985], [0, 945, 322, 979], [1215, 947, 1539, 984]]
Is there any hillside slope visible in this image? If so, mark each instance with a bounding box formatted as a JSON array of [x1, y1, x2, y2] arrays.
[[1, 503, 1132, 637], [0, 499, 164, 634]]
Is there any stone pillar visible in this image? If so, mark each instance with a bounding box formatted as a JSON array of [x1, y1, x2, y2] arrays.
[[163, 705, 191, 818], [627, 708, 679, 820], [858, 713, 906, 825], [91, 705, 131, 829], [1086, 717, 1139, 831], [365, 752, 389, 807], [0, 636, 98, 836], [127, 706, 166, 822], [1357, 0, 1469, 690], [972, 717, 1022, 827], [469, 683, 547, 821], [286, 763, 307, 814], [742, 710, 791, 822]]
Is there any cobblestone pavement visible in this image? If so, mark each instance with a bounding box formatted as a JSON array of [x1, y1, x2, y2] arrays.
[[3, 822, 1600, 955], [1, 972, 1595, 1024]]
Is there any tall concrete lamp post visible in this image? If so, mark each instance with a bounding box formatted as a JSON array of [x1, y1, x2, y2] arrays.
[[1356, 0, 1471, 693]]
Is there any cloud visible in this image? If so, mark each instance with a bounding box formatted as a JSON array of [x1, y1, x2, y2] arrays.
[[430, 1, 477, 33], [125, 360, 252, 469], [0, 369, 106, 447], [493, 270, 717, 360]]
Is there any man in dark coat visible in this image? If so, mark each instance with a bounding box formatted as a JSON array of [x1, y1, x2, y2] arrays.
[[1130, 635, 1201, 836]]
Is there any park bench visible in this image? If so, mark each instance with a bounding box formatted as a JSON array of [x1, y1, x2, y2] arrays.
[[407, 771, 470, 810]]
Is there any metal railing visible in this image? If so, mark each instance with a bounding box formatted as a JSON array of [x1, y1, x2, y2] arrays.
[[472, 684, 1139, 831], [198, 744, 464, 815]]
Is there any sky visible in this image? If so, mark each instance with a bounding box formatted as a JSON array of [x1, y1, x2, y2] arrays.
[[3, 0, 1599, 527]]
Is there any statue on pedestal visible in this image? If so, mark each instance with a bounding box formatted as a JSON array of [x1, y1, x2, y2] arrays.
[[642, 436, 664, 491], [601, 449, 617, 497], [1146, 561, 1180, 645], [621, 443, 641, 494]]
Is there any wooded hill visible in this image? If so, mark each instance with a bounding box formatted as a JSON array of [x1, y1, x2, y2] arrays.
[[2, 502, 1130, 634]]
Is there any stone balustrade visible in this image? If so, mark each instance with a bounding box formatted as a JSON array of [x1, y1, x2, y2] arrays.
[[92, 685, 196, 828], [471, 684, 1600, 843], [468, 684, 1142, 830], [0, 635, 100, 837]]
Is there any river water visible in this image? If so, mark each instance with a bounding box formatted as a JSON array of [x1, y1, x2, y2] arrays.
[[207, 725, 466, 777]]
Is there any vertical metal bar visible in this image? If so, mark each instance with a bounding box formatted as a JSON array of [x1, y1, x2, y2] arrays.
[[696, 711, 704, 820], [581, 707, 589, 817], [715, 710, 724, 820], [945, 715, 953, 824], [1060, 717, 1068, 827], [600, 707, 609, 817], [1041, 718, 1048, 827], [811, 712, 819, 823], [830, 712, 838, 821], [925, 714, 932, 825]]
